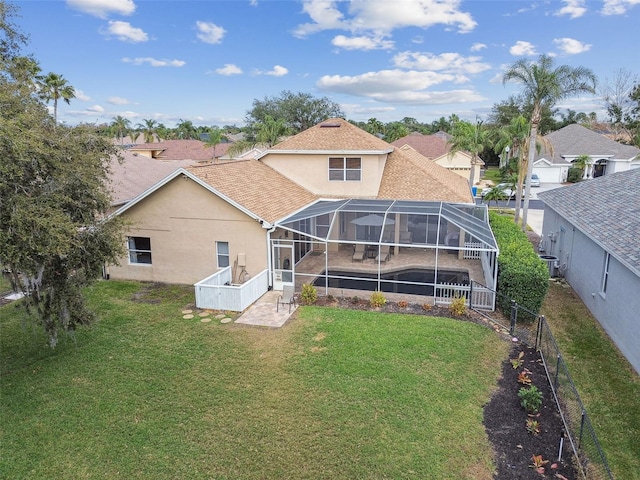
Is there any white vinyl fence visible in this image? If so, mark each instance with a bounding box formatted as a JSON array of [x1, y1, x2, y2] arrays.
[[194, 267, 269, 311]]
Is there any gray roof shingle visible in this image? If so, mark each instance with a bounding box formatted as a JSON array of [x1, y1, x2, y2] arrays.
[[538, 169, 640, 275]]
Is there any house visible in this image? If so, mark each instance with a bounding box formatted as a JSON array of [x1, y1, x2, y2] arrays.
[[391, 132, 485, 186], [107, 119, 498, 311], [128, 139, 230, 162], [533, 124, 640, 183], [538, 169, 640, 374]]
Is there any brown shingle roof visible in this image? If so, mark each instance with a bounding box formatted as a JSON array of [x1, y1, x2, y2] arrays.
[[108, 149, 196, 206], [377, 148, 473, 203], [186, 160, 317, 223], [391, 133, 451, 158], [269, 117, 393, 152], [130, 139, 231, 161]]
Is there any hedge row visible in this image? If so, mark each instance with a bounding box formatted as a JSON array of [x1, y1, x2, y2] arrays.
[[489, 212, 549, 314]]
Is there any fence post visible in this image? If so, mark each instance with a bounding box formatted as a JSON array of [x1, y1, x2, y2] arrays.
[[536, 315, 544, 351], [469, 281, 474, 309], [509, 300, 517, 336], [578, 410, 586, 450], [554, 354, 561, 390]]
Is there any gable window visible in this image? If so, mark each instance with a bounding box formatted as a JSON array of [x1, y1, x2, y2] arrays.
[[329, 157, 361, 181], [217, 241, 230, 268], [128, 237, 152, 264], [600, 252, 610, 295]]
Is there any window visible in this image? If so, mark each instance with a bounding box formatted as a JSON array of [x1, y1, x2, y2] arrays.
[[128, 237, 152, 264], [329, 157, 361, 181], [217, 241, 230, 268], [600, 252, 610, 295]]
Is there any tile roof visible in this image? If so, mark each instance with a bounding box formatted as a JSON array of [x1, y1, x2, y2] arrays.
[[377, 148, 473, 203], [129, 139, 231, 161], [391, 133, 451, 158], [108, 149, 196, 206], [535, 124, 640, 164], [268, 117, 393, 152], [186, 160, 317, 224], [538, 169, 640, 275]]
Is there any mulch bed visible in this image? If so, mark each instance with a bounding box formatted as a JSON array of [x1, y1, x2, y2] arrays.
[[312, 296, 579, 479]]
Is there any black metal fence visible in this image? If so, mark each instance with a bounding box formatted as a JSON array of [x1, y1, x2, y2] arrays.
[[473, 293, 614, 480]]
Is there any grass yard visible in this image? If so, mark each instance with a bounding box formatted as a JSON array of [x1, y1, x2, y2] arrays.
[[541, 282, 640, 479], [1, 281, 509, 480]]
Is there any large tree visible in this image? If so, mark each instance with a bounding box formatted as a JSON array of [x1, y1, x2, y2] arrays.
[[136, 118, 159, 143], [1, 3, 125, 346], [245, 90, 344, 137], [39, 72, 76, 124], [503, 54, 596, 231], [110, 115, 131, 144], [203, 126, 227, 159]]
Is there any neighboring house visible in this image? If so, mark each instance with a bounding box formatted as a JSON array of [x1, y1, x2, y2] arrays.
[[533, 124, 640, 183], [107, 119, 498, 311], [128, 139, 225, 163], [538, 169, 640, 374], [391, 132, 485, 186]]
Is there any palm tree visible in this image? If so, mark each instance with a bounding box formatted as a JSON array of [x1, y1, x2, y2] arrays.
[[448, 119, 490, 189], [203, 126, 227, 160], [110, 115, 131, 145], [40, 72, 76, 123], [503, 54, 596, 231], [573, 154, 591, 179], [175, 119, 199, 139], [136, 119, 159, 143]]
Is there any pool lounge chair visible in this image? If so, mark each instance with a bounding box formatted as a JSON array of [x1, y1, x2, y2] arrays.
[[376, 245, 390, 263], [352, 244, 365, 262]]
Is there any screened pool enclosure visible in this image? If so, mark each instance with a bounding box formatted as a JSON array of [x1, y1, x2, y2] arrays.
[[271, 199, 499, 310]]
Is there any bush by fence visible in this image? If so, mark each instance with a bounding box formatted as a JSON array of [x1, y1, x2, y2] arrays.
[[489, 212, 549, 313]]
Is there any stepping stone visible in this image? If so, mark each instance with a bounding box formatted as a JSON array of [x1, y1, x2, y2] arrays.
[[201, 318, 212, 323], [183, 314, 194, 319], [198, 311, 210, 317], [181, 309, 193, 314], [220, 317, 232, 324], [215, 313, 226, 319]]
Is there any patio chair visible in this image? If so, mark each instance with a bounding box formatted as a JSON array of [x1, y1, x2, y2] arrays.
[[400, 231, 412, 243], [276, 285, 297, 313], [376, 245, 390, 263], [352, 244, 365, 262]]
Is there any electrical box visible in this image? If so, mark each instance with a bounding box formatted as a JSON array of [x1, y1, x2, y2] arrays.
[[237, 253, 246, 267]]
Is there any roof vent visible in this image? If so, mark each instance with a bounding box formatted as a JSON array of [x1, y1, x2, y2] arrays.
[[320, 122, 341, 128]]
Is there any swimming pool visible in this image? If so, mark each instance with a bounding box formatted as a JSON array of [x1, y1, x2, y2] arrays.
[[312, 268, 469, 296]]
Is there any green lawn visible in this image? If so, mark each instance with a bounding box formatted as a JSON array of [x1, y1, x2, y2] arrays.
[[1, 281, 508, 480], [541, 282, 640, 479], [481, 166, 502, 185]]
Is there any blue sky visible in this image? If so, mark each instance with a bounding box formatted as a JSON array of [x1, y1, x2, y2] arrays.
[[15, 0, 640, 128]]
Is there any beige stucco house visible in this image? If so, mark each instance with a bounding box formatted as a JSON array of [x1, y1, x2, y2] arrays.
[[391, 132, 485, 186], [108, 119, 498, 311]]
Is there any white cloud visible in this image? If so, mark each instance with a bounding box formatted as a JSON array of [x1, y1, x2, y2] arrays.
[[509, 41, 537, 56], [331, 35, 394, 50], [553, 37, 591, 54], [393, 51, 491, 75], [196, 21, 226, 44], [317, 69, 484, 105], [470, 42, 486, 52], [86, 104, 105, 113], [102, 21, 148, 42], [555, 0, 587, 18], [66, 0, 135, 18], [265, 65, 289, 76], [601, 0, 640, 15], [74, 89, 90, 101], [122, 57, 186, 67], [215, 64, 243, 75], [108, 96, 130, 105], [294, 0, 476, 38]]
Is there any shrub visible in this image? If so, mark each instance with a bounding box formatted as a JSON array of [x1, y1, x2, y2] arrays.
[[422, 303, 432, 311], [518, 385, 543, 413], [566, 167, 583, 183], [489, 212, 549, 314], [397, 300, 409, 308], [369, 291, 386, 308], [449, 295, 466, 316], [300, 283, 318, 305]]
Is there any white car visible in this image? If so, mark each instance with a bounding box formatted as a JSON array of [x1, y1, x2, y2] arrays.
[[481, 183, 515, 198], [530, 173, 541, 187]]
